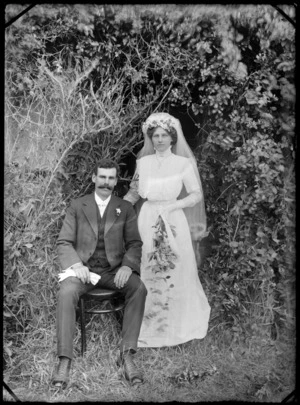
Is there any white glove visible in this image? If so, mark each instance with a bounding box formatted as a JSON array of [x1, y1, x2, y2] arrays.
[[160, 191, 202, 217]]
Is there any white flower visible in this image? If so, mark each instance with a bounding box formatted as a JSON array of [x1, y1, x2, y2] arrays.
[[116, 208, 121, 216]]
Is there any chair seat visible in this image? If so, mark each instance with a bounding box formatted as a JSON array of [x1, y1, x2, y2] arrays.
[[83, 288, 121, 300]]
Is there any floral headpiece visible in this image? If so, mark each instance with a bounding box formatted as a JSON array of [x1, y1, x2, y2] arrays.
[[142, 113, 178, 136]]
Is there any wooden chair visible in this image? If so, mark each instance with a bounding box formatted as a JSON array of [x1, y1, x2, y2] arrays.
[[79, 288, 125, 355]]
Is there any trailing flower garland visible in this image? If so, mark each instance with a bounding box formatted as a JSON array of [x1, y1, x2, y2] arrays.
[[146, 215, 178, 274]]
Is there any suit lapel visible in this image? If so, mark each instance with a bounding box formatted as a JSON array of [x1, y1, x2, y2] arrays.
[[104, 195, 120, 236], [82, 194, 98, 236]]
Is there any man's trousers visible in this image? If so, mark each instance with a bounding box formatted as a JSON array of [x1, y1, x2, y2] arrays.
[[56, 272, 147, 359]]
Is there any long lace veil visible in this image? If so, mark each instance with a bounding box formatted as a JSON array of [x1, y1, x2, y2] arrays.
[[137, 112, 207, 241]]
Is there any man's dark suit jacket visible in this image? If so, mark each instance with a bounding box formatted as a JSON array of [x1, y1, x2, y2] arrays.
[[57, 193, 142, 274]]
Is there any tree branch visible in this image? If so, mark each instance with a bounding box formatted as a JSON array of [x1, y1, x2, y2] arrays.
[[38, 133, 86, 209], [67, 58, 99, 100]]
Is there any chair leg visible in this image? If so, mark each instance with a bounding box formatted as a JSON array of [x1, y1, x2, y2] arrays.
[[110, 298, 124, 329], [115, 309, 124, 329], [79, 297, 86, 356]]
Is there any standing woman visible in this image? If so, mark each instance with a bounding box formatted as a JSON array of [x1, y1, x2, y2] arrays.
[[123, 112, 210, 347]]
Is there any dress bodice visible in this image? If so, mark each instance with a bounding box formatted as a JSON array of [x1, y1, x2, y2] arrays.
[[137, 154, 200, 201]]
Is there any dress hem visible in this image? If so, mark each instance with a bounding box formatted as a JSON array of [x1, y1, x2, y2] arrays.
[[138, 334, 208, 348]]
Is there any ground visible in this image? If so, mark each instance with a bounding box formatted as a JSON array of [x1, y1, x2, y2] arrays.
[[3, 314, 295, 403]]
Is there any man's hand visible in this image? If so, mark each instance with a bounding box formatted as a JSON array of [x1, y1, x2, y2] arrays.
[[114, 266, 132, 289], [72, 264, 91, 284]]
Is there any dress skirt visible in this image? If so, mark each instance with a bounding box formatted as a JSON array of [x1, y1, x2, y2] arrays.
[[137, 199, 211, 347]]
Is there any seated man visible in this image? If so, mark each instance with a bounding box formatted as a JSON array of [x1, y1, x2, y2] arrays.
[[52, 159, 147, 388]]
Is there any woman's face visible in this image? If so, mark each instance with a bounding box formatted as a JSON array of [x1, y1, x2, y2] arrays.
[[151, 127, 172, 152]]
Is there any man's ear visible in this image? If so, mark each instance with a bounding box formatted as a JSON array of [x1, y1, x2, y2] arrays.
[[92, 173, 96, 184]]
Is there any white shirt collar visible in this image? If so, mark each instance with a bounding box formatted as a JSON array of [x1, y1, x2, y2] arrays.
[[94, 192, 111, 206]]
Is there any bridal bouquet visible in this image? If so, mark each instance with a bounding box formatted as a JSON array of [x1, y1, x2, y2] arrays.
[[147, 215, 178, 274]]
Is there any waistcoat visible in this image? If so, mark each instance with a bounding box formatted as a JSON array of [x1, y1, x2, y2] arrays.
[[87, 203, 110, 270]]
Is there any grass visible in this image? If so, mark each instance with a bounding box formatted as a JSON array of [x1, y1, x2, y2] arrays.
[[3, 313, 295, 403]]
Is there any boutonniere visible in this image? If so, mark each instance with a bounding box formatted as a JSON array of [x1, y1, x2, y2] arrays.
[[116, 208, 121, 217]]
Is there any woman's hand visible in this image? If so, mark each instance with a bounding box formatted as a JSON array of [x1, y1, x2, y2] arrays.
[[160, 192, 202, 218], [159, 202, 179, 218]]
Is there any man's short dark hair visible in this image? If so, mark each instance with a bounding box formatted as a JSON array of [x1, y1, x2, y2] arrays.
[[93, 159, 120, 177]]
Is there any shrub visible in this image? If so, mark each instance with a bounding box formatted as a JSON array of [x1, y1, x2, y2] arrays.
[[4, 5, 295, 356]]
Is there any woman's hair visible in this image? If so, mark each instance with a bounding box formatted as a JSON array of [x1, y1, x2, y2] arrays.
[[92, 159, 120, 177], [147, 126, 178, 145]]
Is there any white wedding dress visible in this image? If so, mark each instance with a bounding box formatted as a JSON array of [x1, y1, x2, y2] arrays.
[[124, 151, 211, 347]]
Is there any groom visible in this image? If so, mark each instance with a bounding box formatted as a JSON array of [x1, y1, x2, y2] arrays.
[[52, 159, 147, 388]]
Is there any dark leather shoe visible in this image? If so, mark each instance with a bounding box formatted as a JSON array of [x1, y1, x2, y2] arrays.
[[51, 356, 71, 389], [117, 351, 144, 386]]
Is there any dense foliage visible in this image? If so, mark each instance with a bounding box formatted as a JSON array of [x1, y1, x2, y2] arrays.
[[4, 4, 295, 359]]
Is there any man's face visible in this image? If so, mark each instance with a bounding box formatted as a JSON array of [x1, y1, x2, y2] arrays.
[[92, 167, 118, 200]]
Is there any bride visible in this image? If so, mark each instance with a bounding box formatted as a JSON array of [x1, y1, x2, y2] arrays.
[[123, 112, 211, 347]]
